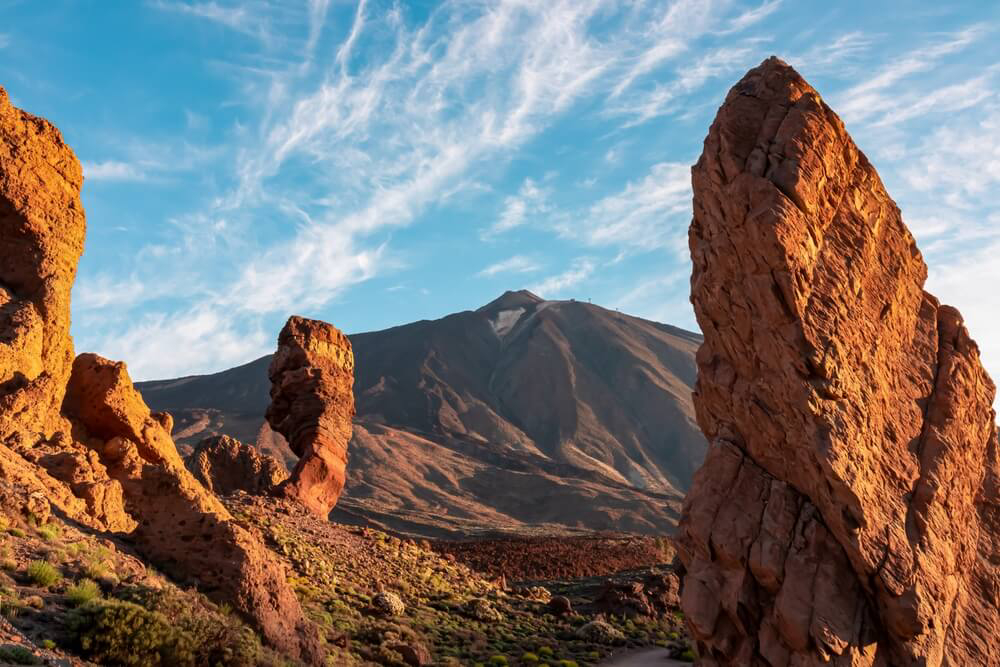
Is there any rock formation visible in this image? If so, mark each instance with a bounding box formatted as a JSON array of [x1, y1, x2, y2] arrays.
[[186, 434, 288, 495], [266, 315, 355, 517], [676, 57, 999, 665], [0, 87, 323, 664]]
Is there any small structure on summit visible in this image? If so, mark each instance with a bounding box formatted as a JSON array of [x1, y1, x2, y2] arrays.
[[266, 315, 355, 517]]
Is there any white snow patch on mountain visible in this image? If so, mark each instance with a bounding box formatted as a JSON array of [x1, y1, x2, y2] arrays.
[[491, 308, 525, 337]]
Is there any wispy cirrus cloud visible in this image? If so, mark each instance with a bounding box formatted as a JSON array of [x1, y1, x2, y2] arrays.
[[531, 257, 596, 298], [717, 0, 782, 36], [486, 178, 550, 237], [83, 160, 148, 182], [612, 45, 759, 126], [62, 0, 1000, 394], [835, 24, 991, 125], [560, 161, 692, 252], [477, 255, 542, 278], [149, 1, 274, 42]]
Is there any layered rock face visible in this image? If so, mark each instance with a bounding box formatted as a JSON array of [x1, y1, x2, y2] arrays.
[[0, 87, 322, 664], [186, 433, 288, 495], [676, 58, 999, 666], [267, 315, 355, 517]]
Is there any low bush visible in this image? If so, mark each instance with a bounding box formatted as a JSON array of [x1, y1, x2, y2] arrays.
[[26, 561, 61, 588], [69, 599, 196, 666], [65, 579, 101, 607]]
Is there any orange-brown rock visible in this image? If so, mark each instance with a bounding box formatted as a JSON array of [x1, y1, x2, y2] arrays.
[[0, 87, 324, 664], [186, 433, 288, 495], [0, 86, 84, 444], [63, 354, 323, 663], [266, 315, 355, 517], [676, 57, 999, 665]]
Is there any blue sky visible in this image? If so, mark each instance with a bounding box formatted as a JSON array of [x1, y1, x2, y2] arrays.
[[1, 1, 998, 384]]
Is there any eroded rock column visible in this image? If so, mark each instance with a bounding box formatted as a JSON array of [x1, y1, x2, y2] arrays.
[[677, 57, 999, 666], [267, 315, 355, 517]]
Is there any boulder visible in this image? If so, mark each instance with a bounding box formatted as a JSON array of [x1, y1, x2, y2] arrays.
[[266, 315, 355, 517], [593, 571, 680, 620], [677, 57, 999, 665], [186, 434, 288, 496]]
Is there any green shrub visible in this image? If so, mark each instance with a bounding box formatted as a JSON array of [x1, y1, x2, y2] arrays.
[[538, 646, 554, 658], [557, 661, 579, 667], [521, 652, 540, 664], [36, 525, 60, 542], [26, 561, 61, 588], [111, 587, 261, 666], [679, 648, 696, 662], [0, 645, 38, 664], [40, 640, 55, 650], [69, 600, 196, 666], [66, 579, 101, 607], [490, 657, 509, 666]]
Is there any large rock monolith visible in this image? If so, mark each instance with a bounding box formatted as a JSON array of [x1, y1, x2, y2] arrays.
[[267, 315, 355, 517], [677, 57, 999, 666]]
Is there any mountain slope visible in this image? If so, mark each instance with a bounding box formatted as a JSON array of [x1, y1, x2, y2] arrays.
[[137, 291, 706, 536]]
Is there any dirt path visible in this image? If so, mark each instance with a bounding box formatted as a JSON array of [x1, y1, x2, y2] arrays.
[[598, 648, 689, 666]]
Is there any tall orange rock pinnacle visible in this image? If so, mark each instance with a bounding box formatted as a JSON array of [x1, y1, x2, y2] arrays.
[[677, 57, 999, 666], [267, 315, 355, 517]]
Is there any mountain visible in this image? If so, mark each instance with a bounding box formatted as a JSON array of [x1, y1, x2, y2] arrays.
[[137, 290, 707, 537]]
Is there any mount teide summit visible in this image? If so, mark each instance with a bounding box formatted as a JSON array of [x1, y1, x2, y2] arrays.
[[138, 290, 707, 536]]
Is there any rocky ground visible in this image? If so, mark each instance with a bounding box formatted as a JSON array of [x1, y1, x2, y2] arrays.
[[428, 536, 674, 581], [0, 495, 693, 666]]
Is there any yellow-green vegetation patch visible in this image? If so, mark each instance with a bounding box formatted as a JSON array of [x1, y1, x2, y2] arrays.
[[26, 561, 61, 588]]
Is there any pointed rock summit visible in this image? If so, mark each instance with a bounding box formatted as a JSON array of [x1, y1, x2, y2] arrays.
[[267, 315, 355, 517], [677, 58, 999, 665]]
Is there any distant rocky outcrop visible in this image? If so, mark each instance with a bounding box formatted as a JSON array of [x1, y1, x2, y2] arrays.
[[676, 58, 999, 665], [186, 434, 288, 495], [267, 315, 355, 517], [0, 87, 323, 664]]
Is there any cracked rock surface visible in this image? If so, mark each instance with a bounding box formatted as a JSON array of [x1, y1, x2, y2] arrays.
[[676, 57, 999, 666]]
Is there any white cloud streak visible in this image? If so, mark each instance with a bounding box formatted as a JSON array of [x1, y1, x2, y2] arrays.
[[559, 161, 692, 253], [477, 255, 542, 278], [531, 257, 596, 297], [487, 178, 549, 236], [835, 25, 990, 125], [83, 160, 147, 182]]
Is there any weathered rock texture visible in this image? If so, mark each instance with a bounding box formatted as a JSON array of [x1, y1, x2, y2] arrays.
[[0, 87, 322, 664], [186, 433, 288, 495], [676, 58, 999, 666], [267, 315, 355, 517], [0, 86, 84, 443]]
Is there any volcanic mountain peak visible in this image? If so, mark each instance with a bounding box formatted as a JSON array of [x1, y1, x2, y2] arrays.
[[477, 289, 544, 313], [138, 291, 706, 537]]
